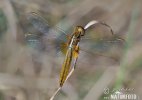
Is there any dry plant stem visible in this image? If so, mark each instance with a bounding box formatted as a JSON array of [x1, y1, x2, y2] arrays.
[[49, 87, 61, 100], [49, 57, 78, 100]]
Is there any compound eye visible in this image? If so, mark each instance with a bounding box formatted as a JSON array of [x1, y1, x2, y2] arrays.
[[77, 27, 84, 36], [75, 26, 85, 36], [81, 30, 85, 36]]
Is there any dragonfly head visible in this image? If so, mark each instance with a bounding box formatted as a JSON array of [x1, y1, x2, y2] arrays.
[[75, 26, 85, 37]]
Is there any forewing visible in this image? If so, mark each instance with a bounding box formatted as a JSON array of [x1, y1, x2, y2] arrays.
[[25, 12, 68, 54]]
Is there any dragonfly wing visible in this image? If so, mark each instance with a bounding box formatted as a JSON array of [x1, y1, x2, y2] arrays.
[[80, 39, 124, 60], [27, 12, 68, 39], [27, 12, 50, 35], [80, 21, 124, 60], [25, 12, 69, 55]]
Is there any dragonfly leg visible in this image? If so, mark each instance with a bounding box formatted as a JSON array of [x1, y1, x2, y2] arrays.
[[73, 45, 79, 59]]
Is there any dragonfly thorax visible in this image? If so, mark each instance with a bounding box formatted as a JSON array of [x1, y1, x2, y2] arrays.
[[68, 26, 85, 48]]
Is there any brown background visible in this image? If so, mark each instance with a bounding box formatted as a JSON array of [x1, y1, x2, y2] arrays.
[[0, 0, 142, 100]]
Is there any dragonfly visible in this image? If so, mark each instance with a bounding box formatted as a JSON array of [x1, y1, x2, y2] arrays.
[[25, 12, 124, 99]]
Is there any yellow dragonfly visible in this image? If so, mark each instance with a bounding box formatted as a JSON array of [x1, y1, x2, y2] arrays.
[[25, 12, 124, 99]]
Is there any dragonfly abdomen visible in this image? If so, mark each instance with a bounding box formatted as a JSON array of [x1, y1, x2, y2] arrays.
[[59, 48, 73, 86]]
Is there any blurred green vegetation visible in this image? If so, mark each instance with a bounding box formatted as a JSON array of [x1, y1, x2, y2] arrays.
[[0, 92, 4, 100]]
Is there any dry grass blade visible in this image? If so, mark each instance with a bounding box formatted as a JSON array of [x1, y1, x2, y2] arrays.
[[49, 87, 61, 100]]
